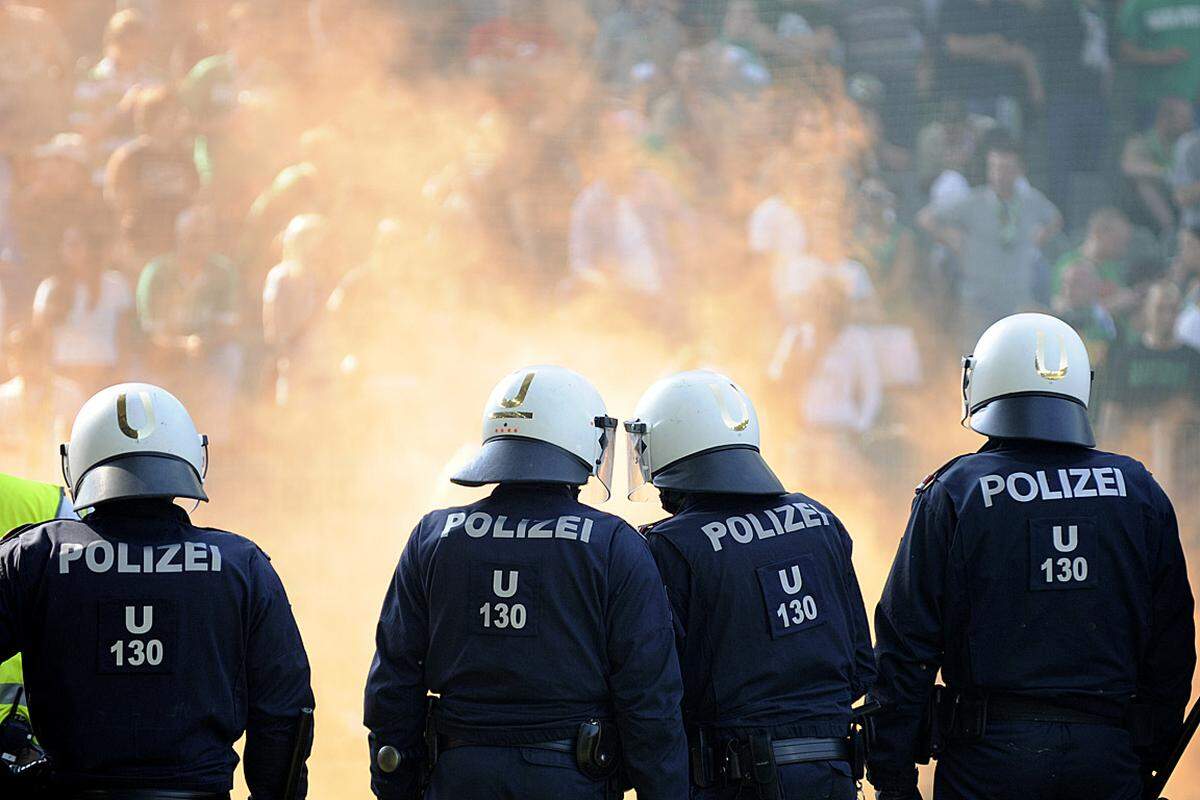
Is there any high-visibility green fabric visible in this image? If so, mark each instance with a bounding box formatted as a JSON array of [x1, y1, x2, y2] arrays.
[[0, 654, 27, 722], [0, 473, 61, 538], [0, 473, 65, 725]]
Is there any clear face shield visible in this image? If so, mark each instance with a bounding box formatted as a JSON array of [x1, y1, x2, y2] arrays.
[[623, 420, 658, 502], [581, 416, 618, 503], [959, 355, 974, 428]]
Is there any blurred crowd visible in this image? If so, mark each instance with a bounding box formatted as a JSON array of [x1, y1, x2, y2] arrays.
[[0, 0, 1199, 514]]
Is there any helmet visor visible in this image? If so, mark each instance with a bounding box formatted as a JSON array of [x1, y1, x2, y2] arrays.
[[623, 421, 658, 502], [960, 355, 973, 428], [581, 415, 618, 503]]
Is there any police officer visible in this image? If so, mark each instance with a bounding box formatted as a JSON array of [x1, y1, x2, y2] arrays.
[[626, 369, 876, 800], [0, 383, 315, 799], [0, 473, 76, 723], [0, 472, 76, 783], [364, 365, 688, 800], [868, 313, 1196, 800]]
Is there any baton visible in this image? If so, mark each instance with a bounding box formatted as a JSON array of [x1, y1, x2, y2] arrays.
[[1145, 696, 1200, 800], [283, 707, 315, 800]]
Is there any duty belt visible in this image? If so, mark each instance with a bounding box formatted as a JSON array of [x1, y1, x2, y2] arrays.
[[986, 695, 1123, 726], [927, 685, 1132, 757], [698, 735, 851, 787], [770, 737, 851, 763], [442, 736, 574, 753]]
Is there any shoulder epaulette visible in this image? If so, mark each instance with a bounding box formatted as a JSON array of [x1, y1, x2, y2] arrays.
[[2, 522, 42, 542], [637, 519, 669, 538], [915, 454, 970, 495]]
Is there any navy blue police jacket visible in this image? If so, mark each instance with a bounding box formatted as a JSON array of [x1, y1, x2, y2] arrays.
[[364, 484, 689, 800], [644, 492, 876, 738], [869, 440, 1196, 790], [0, 500, 314, 796]]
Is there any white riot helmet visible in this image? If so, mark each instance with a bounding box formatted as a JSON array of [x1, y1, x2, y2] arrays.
[[625, 370, 785, 500], [62, 383, 209, 511], [452, 365, 618, 501], [962, 313, 1094, 447]]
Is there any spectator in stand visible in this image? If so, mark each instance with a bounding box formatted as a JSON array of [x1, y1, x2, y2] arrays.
[[1052, 258, 1118, 366], [1119, 0, 1200, 126], [800, 276, 883, 438], [0, 325, 84, 480], [1050, 207, 1137, 314], [713, 0, 777, 89], [649, 47, 732, 158], [136, 206, 241, 440], [935, 0, 1044, 132], [71, 9, 164, 180], [568, 133, 693, 299], [466, 0, 564, 113], [835, 0, 925, 149], [467, 0, 563, 70], [1038, 0, 1113, 223], [1098, 281, 1200, 475], [918, 134, 1062, 345], [0, 1, 71, 150], [915, 98, 996, 197], [324, 218, 416, 382], [1122, 95, 1193, 234], [593, 0, 685, 87], [848, 73, 911, 173], [31, 223, 133, 395], [1169, 224, 1200, 349], [8, 133, 106, 310], [714, 0, 842, 86], [748, 179, 807, 274], [263, 214, 332, 406], [179, 3, 284, 220], [105, 87, 200, 270], [1170, 117, 1200, 229], [851, 176, 917, 313]]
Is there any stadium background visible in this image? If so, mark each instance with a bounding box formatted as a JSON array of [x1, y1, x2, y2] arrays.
[[0, 0, 1198, 797]]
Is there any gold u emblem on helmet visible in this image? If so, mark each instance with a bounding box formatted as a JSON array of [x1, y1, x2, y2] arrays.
[[708, 383, 750, 432], [490, 371, 536, 420], [116, 392, 157, 440], [1034, 332, 1069, 381], [499, 372, 535, 408]]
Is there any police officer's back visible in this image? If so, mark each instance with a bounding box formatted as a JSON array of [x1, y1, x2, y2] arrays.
[[0, 383, 315, 800], [364, 366, 688, 800], [627, 370, 876, 800], [868, 314, 1196, 800]]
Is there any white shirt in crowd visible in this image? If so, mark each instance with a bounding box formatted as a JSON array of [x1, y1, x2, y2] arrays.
[[570, 175, 687, 296], [749, 196, 817, 305], [33, 271, 132, 368], [802, 324, 883, 434], [1177, 302, 1200, 352]]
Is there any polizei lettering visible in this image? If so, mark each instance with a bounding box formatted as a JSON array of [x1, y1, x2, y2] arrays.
[[439, 512, 595, 543], [59, 541, 223, 575], [979, 467, 1127, 508], [701, 503, 831, 552]]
